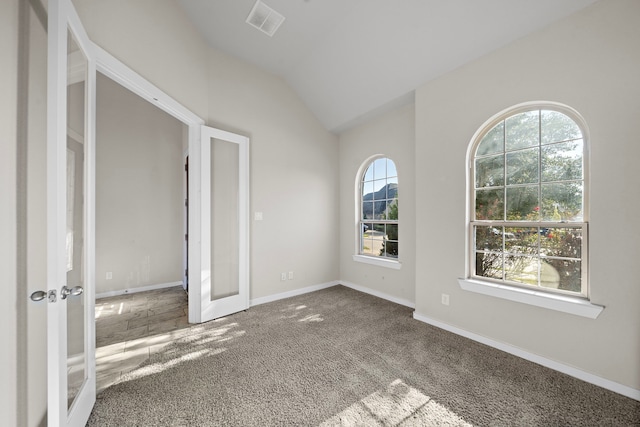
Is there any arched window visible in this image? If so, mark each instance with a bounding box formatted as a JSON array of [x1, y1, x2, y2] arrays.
[[359, 157, 399, 259], [470, 104, 588, 296]]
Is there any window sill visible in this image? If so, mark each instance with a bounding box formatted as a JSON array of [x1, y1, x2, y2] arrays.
[[457, 278, 604, 319], [353, 255, 402, 270]]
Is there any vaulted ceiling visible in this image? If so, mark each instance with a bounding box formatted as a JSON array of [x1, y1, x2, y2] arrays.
[[178, 0, 598, 133]]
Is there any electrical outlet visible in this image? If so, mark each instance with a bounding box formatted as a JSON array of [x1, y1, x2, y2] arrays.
[[281, 272, 287, 281], [441, 294, 450, 306], [288, 271, 294, 280], [106, 272, 112, 280]]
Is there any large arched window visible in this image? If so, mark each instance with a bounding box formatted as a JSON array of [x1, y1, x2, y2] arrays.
[[359, 157, 399, 260], [470, 104, 588, 297]]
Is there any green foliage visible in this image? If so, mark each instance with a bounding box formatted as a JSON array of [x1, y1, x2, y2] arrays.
[[380, 199, 398, 257], [475, 110, 583, 222], [473, 109, 584, 293]]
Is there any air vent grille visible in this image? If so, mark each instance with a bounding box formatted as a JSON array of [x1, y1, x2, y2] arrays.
[[246, 0, 285, 37]]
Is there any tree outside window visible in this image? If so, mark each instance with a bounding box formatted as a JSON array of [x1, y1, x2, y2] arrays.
[[360, 157, 399, 259], [472, 107, 587, 296]]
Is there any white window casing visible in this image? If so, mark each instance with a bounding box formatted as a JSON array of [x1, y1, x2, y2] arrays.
[[462, 101, 603, 317]]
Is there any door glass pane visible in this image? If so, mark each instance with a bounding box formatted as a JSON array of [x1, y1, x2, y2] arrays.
[[210, 138, 240, 301], [66, 28, 87, 409]]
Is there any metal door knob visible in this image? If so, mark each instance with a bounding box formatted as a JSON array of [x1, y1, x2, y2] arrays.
[[61, 285, 84, 299], [30, 289, 57, 303], [30, 290, 47, 301]]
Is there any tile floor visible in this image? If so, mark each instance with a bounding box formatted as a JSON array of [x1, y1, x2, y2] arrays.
[[95, 286, 190, 393]]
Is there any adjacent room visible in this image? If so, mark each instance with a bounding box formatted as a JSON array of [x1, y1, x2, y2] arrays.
[[4, 0, 639, 425]]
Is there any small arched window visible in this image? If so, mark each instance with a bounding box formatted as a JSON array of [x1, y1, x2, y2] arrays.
[[470, 104, 588, 296], [359, 157, 398, 259]]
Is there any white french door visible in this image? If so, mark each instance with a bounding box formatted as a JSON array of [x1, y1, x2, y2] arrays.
[[190, 126, 250, 323], [45, 0, 96, 425], [41, 1, 248, 422]]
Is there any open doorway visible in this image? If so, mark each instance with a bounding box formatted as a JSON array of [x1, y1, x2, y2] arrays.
[[93, 72, 191, 391]]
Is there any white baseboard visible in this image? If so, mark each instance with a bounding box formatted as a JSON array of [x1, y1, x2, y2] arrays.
[[413, 311, 640, 402], [96, 281, 183, 299], [339, 280, 415, 309], [250, 281, 339, 307]]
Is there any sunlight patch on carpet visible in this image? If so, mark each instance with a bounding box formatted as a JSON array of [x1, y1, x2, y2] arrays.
[[279, 303, 323, 321], [320, 379, 472, 426], [299, 313, 323, 322], [122, 347, 227, 383], [116, 324, 246, 384]]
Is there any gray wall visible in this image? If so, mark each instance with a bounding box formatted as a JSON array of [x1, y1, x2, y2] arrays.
[[414, 0, 640, 391], [338, 103, 416, 304], [205, 48, 340, 299], [1, 0, 18, 423], [5, 0, 50, 424], [95, 74, 184, 295], [75, 0, 340, 300]]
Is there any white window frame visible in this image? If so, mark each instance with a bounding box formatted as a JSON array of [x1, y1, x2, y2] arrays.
[[460, 101, 603, 318], [353, 155, 401, 270]]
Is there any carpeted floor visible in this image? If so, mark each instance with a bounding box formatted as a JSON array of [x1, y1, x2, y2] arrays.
[[87, 286, 640, 426]]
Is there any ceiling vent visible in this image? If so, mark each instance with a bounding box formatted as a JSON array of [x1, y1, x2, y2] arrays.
[[246, 0, 285, 37]]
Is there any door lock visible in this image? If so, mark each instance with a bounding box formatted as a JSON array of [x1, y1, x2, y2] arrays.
[[30, 289, 57, 303], [30, 287, 82, 302]]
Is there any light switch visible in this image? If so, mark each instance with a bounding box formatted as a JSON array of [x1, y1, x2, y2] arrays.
[[254, 212, 263, 221]]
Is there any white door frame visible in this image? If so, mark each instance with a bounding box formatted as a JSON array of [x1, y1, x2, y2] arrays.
[[91, 44, 208, 325], [47, 1, 250, 421], [91, 45, 250, 325]]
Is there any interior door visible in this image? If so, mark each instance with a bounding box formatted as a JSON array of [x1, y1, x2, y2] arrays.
[[46, 0, 96, 425], [197, 126, 250, 322]]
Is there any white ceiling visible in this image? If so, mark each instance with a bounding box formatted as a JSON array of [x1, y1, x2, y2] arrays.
[[178, 0, 598, 133]]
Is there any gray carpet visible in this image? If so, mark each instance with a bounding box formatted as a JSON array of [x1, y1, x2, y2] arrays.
[[88, 286, 640, 426]]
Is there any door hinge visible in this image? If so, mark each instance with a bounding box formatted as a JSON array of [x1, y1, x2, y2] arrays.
[[185, 233, 188, 241]]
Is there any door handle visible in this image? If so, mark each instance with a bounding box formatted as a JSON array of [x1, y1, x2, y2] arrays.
[[30, 290, 47, 301], [30, 289, 57, 303], [61, 285, 84, 299]]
